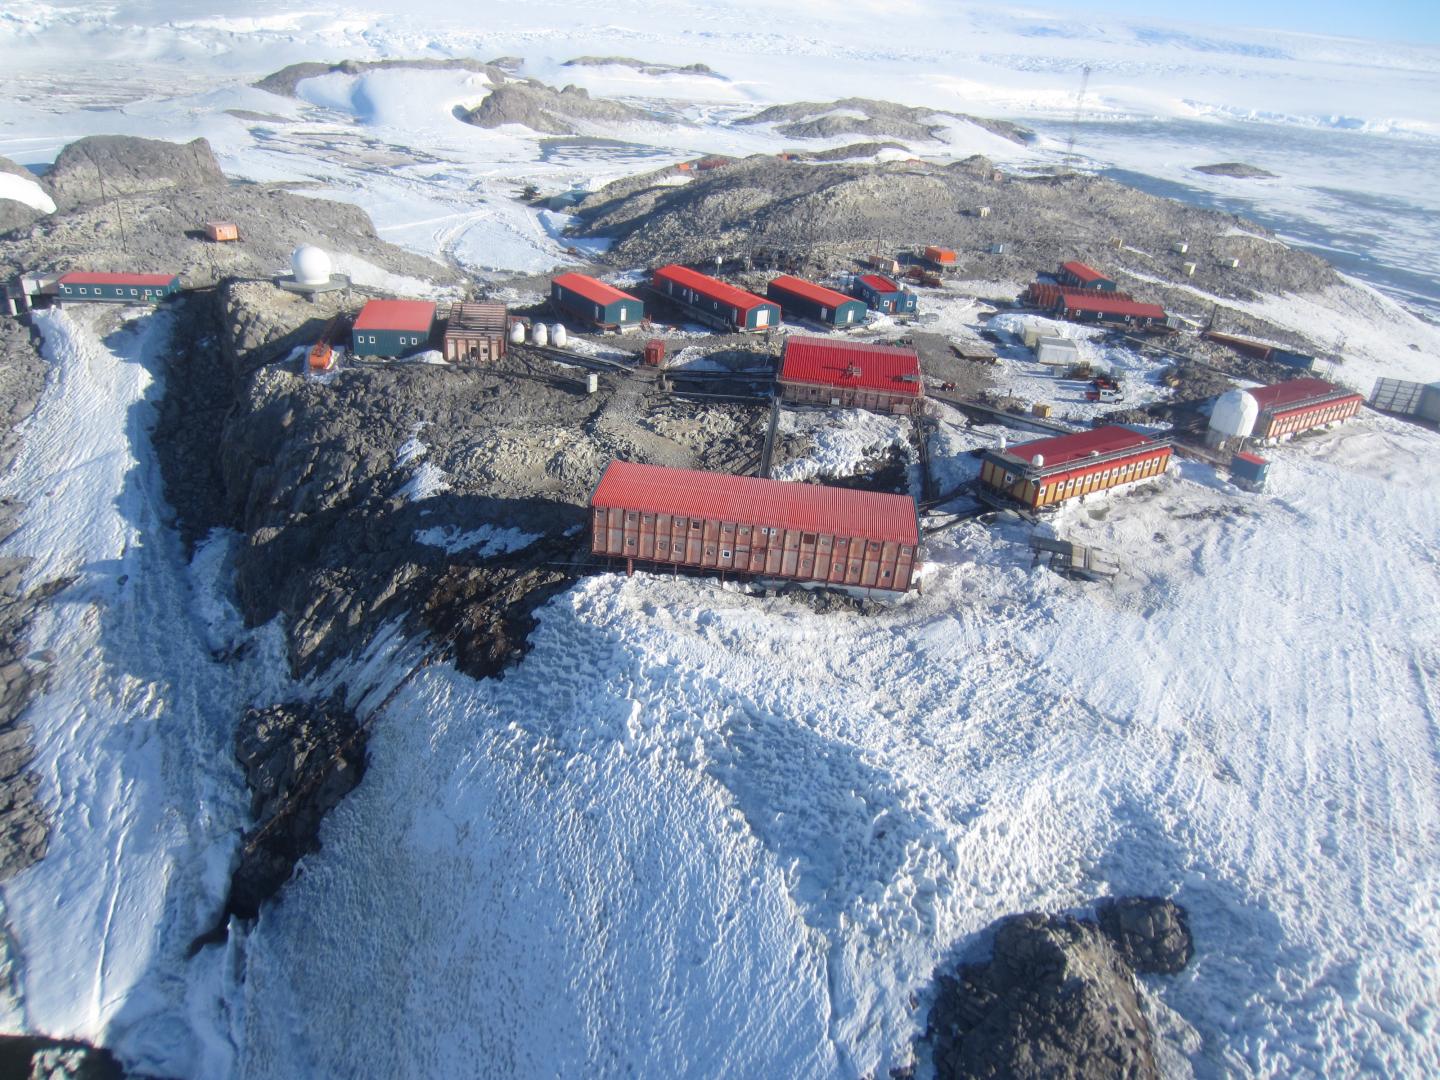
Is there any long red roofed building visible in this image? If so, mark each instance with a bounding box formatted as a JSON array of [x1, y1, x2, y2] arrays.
[[651, 264, 779, 332], [1247, 378, 1363, 440], [979, 425, 1172, 508], [777, 336, 924, 415], [590, 460, 921, 592]]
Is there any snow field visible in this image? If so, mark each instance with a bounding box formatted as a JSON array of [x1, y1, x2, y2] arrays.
[[0, 309, 289, 1076]]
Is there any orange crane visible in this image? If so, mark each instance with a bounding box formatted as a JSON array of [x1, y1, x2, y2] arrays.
[[309, 315, 340, 372]]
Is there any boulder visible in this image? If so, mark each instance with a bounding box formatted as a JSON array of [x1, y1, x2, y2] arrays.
[[46, 135, 225, 211]]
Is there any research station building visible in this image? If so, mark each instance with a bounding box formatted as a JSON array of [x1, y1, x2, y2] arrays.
[[651, 264, 779, 332], [849, 273, 918, 316], [351, 299, 436, 358], [979, 426, 1172, 509], [777, 336, 924, 415], [590, 460, 921, 593], [765, 275, 867, 328], [1249, 378, 1364, 440], [442, 301, 508, 362], [551, 273, 645, 331], [57, 272, 181, 304], [1057, 261, 1118, 292]]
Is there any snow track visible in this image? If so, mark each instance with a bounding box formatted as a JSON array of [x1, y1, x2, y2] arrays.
[[0, 308, 286, 1076]]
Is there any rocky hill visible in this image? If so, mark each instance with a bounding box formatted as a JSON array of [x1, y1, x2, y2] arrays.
[[739, 97, 1033, 145], [460, 82, 659, 135], [46, 135, 226, 211], [575, 154, 1339, 310], [255, 57, 511, 98]]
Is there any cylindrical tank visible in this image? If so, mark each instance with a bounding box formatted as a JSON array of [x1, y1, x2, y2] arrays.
[[1209, 388, 1260, 438], [551, 323, 567, 348], [531, 322, 548, 347], [1031, 453, 1045, 467], [509, 321, 525, 344], [291, 244, 332, 286]]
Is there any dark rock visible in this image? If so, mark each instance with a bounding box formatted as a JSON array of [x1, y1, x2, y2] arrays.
[[255, 57, 510, 98], [461, 81, 656, 135], [926, 902, 1194, 1080], [0, 1035, 124, 1080], [1096, 896, 1194, 975], [47, 135, 225, 211], [224, 696, 367, 919], [1193, 162, 1277, 179]]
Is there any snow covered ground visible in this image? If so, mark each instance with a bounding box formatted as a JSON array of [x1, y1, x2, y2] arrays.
[[1, 1, 1439, 1077], [0, 308, 288, 1076]]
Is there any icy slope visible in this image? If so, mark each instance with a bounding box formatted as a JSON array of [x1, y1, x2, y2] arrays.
[[231, 413, 1440, 1078], [0, 308, 286, 1076]]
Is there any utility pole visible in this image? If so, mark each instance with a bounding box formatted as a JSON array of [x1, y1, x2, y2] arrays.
[[1064, 65, 1092, 168]]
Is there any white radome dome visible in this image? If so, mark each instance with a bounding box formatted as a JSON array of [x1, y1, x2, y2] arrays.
[[1210, 388, 1260, 438], [291, 245, 332, 286]]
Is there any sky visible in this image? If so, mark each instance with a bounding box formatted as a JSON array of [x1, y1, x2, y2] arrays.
[[1089, 0, 1440, 43]]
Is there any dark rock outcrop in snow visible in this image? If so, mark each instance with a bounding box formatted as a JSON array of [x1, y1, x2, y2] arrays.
[[0, 1035, 124, 1080], [738, 98, 1033, 145], [225, 697, 367, 919], [927, 901, 1193, 1079], [46, 135, 226, 211], [0, 319, 58, 883], [254, 57, 511, 98], [0, 156, 46, 236], [563, 55, 722, 78], [461, 82, 656, 135], [1096, 896, 1194, 975], [1193, 162, 1277, 179]]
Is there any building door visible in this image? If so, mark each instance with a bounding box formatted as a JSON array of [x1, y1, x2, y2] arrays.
[[755, 309, 769, 328]]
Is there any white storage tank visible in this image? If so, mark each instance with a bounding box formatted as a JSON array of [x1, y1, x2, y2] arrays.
[[1209, 388, 1260, 438], [509, 320, 525, 345], [551, 323, 567, 348], [531, 321, 548, 347]]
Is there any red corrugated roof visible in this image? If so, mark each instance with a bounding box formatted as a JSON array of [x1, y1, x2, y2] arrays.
[[1003, 425, 1158, 468], [858, 273, 902, 293], [779, 336, 922, 396], [1061, 294, 1166, 319], [592, 460, 919, 545], [1061, 261, 1108, 283], [1248, 378, 1360, 413], [552, 272, 640, 307], [652, 265, 773, 312], [768, 275, 857, 309], [60, 272, 177, 287], [353, 299, 436, 332]]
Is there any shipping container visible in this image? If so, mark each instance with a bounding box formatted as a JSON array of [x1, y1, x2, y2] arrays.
[[923, 245, 957, 266], [590, 461, 921, 593], [1230, 451, 1269, 488], [204, 221, 239, 242], [643, 339, 666, 367]]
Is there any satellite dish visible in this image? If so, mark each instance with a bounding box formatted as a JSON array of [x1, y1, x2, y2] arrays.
[[291, 245, 332, 286]]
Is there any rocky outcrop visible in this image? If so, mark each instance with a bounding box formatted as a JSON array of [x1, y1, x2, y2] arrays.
[[0, 156, 48, 236], [254, 56, 512, 98], [46, 135, 226, 211], [927, 900, 1194, 1079], [224, 698, 367, 919], [462, 82, 656, 135], [1193, 162, 1277, 179], [738, 98, 1033, 145], [562, 56, 722, 78], [575, 154, 1340, 309], [0, 320, 57, 884], [0, 1035, 124, 1080], [1096, 896, 1193, 975]]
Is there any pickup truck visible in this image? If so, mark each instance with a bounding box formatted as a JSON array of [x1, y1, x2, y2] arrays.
[[1085, 387, 1125, 402]]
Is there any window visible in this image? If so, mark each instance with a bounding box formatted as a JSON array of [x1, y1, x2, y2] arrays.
[[721, 549, 731, 559], [626, 538, 635, 546], [79, 287, 87, 295], [130, 288, 138, 296], [691, 519, 702, 529], [801, 533, 816, 545]]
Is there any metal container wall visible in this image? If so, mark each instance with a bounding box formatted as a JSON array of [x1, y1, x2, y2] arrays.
[[591, 506, 917, 592]]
